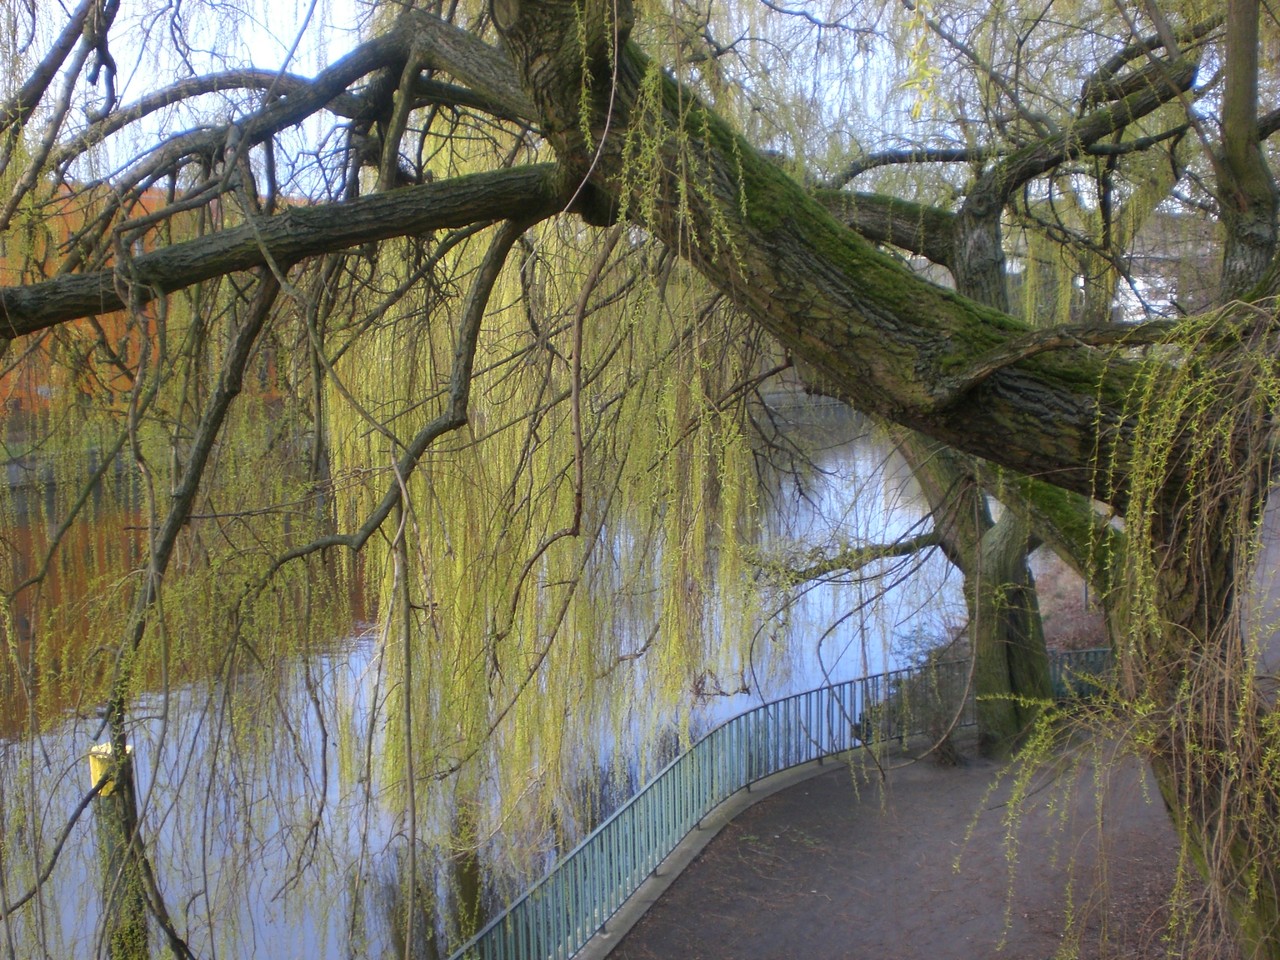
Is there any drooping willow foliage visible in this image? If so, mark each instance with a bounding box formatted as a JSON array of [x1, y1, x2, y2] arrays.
[[0, 5, 809, 953], [0, 205, 352, 731], [327, 215, 772, 866], [1117, 302, 1280, 950], [982, 298, 1280, 956]]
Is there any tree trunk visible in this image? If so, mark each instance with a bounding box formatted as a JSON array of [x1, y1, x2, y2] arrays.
[[92, 747, 149, 960], [973, 513, 1051, 748], [1218, 0, 1278, 300], [894, 432, 1051, 755]]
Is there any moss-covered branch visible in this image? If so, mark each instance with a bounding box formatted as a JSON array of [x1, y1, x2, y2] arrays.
[[928, 319, 1177, 410], [815, 190, 957, 269], [494, 2, 1153, 505]]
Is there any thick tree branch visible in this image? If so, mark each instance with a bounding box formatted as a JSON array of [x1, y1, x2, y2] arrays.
[[0, 165, 563, 337], [974, 55, 1199, 208], [1079, 17, 1221, 107], [821, 130, 1190, 271], [51, 70, 369, 172], [398, 8, 536, 122], [821, 27, 1207, 191], [52, 7, 536, 251], [821, 147, 999, 188], [107, 31, 407, 193], [815, 190, 957, 268], [763, 531, 944, 583], [1262, 107, 1280, 142], [928, 319, 1177, 410], [495, 2, 1147, 503], [949, 52, 1198, 312]]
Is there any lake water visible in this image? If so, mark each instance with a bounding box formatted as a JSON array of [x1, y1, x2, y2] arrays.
[[0, 402, 963, 959]]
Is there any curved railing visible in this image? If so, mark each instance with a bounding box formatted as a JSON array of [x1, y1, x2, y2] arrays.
[[448, 648, 1111, 960]]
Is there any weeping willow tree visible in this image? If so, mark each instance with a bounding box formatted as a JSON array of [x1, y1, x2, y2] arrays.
[[1, 0, 1280, 957]]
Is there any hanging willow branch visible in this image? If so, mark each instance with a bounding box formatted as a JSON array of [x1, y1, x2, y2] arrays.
[[105, 268, 282, 724], [250, 215, 539, 588]]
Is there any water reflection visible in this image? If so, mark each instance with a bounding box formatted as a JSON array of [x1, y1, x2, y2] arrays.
[[0, 403, 963, 958]]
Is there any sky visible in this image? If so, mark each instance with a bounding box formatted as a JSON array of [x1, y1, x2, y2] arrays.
[[59, 0, 366, 188]]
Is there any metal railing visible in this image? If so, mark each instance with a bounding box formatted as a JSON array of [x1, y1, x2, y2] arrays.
[[1048, 647, 1112, 699], [448, 648, 1111, 960]]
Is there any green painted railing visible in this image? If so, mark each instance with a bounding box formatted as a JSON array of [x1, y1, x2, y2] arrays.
[[448, 648, 1111, 960]]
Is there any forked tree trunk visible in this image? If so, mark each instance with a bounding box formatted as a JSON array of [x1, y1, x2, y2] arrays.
[[894, 432, 1051, 755], [948, 183, 1053, 756], [892, 185, 1053, 757]]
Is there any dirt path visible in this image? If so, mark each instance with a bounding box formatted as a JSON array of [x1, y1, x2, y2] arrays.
[[608, 740, 1191, 960]]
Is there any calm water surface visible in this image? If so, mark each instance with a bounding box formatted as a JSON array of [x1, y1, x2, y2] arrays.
[[0, 406, 963, 959]]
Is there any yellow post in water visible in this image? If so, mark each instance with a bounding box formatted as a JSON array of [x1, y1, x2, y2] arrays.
[[88, 742, 132, 797], [88, 740, 148, 959]]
